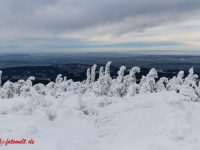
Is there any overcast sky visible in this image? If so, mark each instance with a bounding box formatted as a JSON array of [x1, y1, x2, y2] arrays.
[[0, 0, 200, 53]]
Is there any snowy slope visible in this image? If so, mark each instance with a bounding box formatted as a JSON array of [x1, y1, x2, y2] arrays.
[[97, 91, 200, 150], [1, 91, 200, 150], [0, 95, 98, 150]]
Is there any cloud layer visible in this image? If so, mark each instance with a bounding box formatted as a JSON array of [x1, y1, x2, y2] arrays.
[[0, 0, 200, 52], [1, 0, 200, 34]]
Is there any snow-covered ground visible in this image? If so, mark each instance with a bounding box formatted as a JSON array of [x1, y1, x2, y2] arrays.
[[0, 94, 98, 150], [1, 91, 200, 150]]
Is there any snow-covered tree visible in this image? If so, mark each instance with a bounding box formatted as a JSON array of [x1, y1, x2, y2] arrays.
[[63, 79, 73, 93], [100, 62, 112, 96], [99, 67, 104, 78], [166, 76, 176, 91], [111, 66, 126, 97], [1, 80, 15, 99], [91, 64, 97, 83], [86, 68, 91, 84], [46, 82, 55, 96], [0, 70, 2, 87], [166, 71, 184, 92], [91, 66, 104, 95], [126, 66, 140, 96], [15, 79, 25, 95], [139, 68, 158, 93], [127, 66, 140, 85], [55, 74, 63, 85], [184, 67, 198, 86], [154, 77, 168, 92], [33, 83, 46, 95], [100, 75, 112, 96], [105, 61, 111, 76], [176, 71, 184, 85], [55, 76, 69, 96], [20, 76, 35, 97], [53, 74, 64, 97], [179, 68, 199, 102]]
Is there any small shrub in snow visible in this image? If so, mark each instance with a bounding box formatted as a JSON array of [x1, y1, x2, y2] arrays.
[[23, 94, 53, 115], [33, 83, 46, 95], [43, 107, 57, 121], [15, 79, 25, 95], [1, 81, 15, 98], [77, 95, 113, 119], [46, 81, 55, 96], [20, 76, 35, 97], [11, 101, 25, 112]]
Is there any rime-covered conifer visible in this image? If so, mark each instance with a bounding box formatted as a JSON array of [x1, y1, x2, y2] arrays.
[[112, 66, 126, 97], [126, 67, 140, 96], [20, 76, 35, 97], [100, 62, 112, 96], [86, 68, 91, 84], [0, 71, 2, 87], [166, 71, 184, 92], [139, 68, 158, 93], [179, 68, 199, 101], [105, 61, 111, 76], [154, 77, 168, 92], [91, 64, 97, 83], [99, 67, 104, 78]]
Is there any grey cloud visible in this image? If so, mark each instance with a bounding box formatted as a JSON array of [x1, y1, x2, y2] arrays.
[[0, 0, 200, 36]]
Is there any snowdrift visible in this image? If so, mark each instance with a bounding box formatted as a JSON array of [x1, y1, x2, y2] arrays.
[[1, 91, 200, 150], [97, 91, 200, 150]]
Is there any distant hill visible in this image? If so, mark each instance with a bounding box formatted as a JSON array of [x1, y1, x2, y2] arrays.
[[0, 63, 118, 85]]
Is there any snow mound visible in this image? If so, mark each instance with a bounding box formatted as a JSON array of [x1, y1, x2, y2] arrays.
[[96, 91, 200, 150]]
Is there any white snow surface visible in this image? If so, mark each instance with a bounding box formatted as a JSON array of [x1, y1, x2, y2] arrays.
[[1, 91, 200, 150]]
